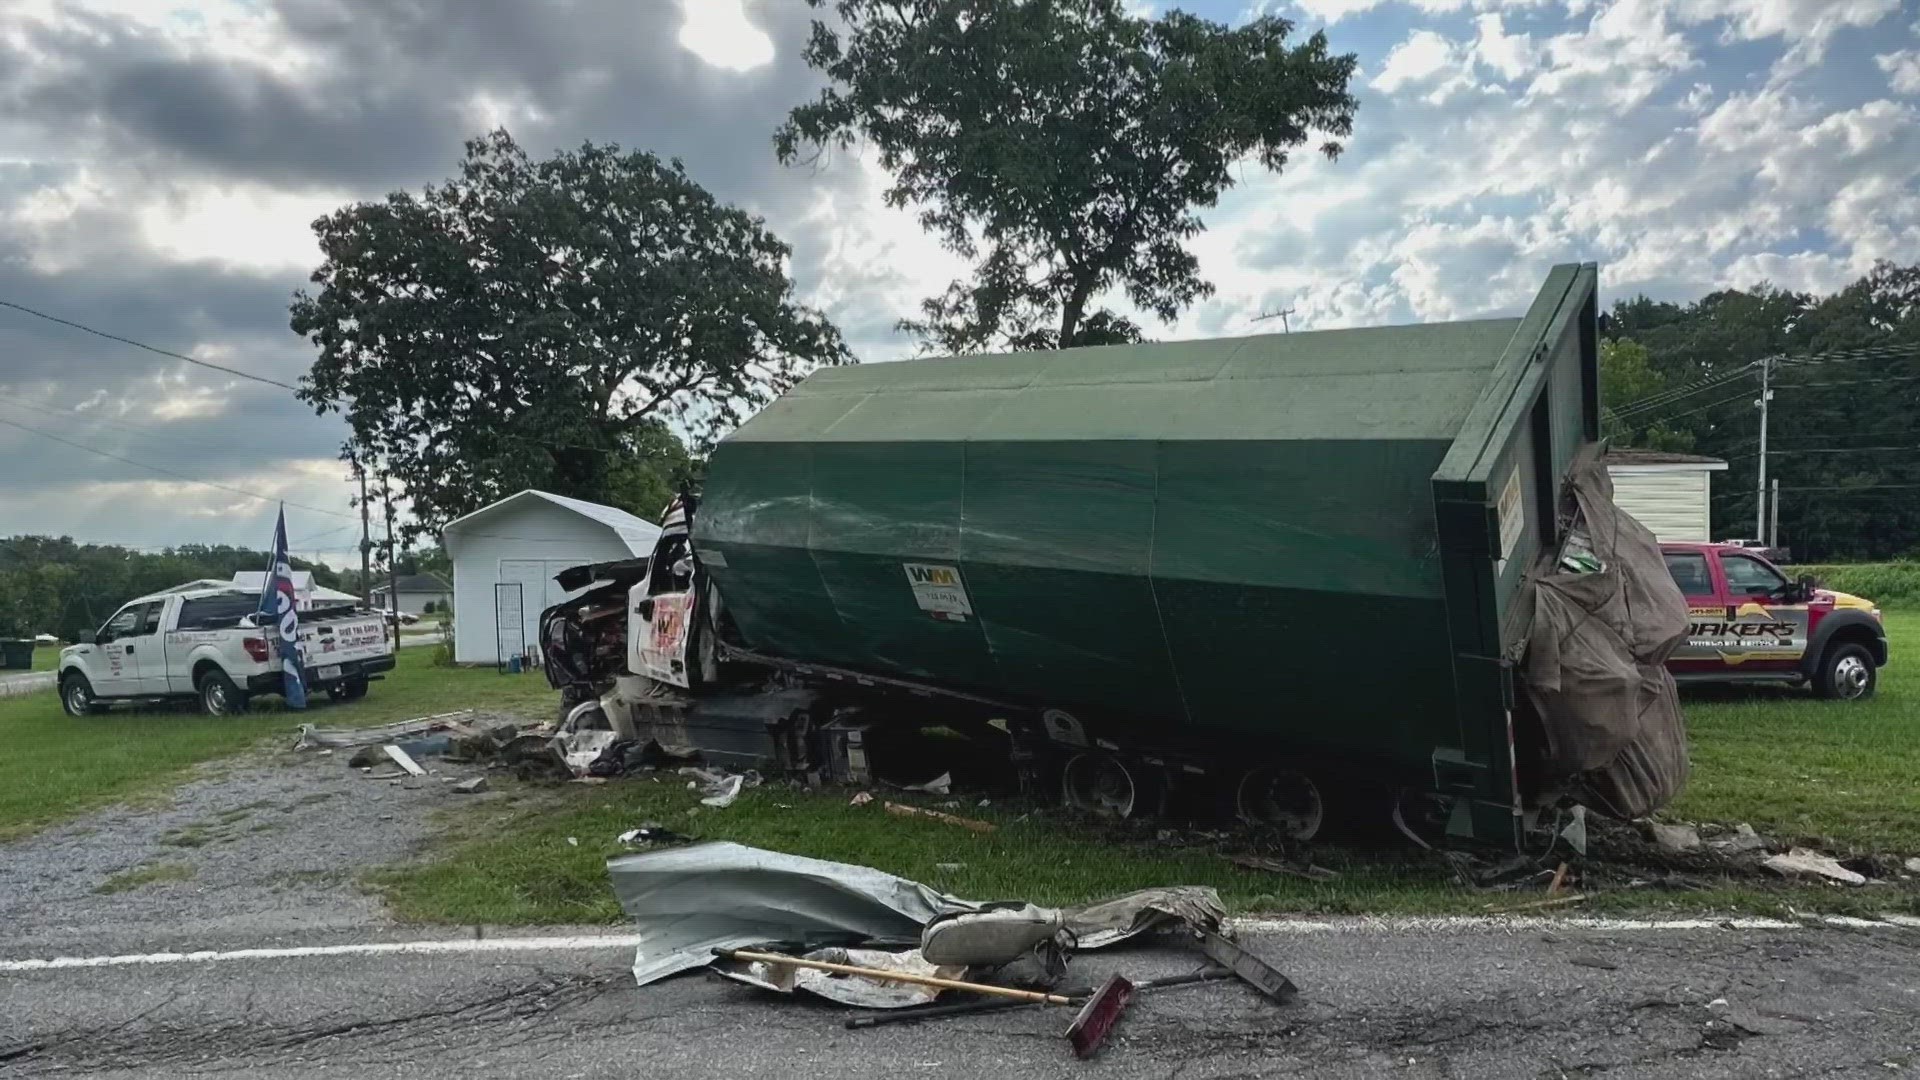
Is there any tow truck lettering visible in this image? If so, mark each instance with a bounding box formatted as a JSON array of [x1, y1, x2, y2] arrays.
[[1687, 621, 1797, 638]]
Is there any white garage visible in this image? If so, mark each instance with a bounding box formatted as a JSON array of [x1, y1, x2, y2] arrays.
[[1605, 449, 1728, 542], [442, 490, 660, 665]]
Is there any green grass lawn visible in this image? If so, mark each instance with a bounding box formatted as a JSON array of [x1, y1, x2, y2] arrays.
[[1669, 607, 1919, 850], [0, 650, 555, 840], [30, 646, 59, 671], [375, 609, 1920, 925]]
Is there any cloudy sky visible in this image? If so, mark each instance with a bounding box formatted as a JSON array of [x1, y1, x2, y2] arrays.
[[2, 0, 1915, 566]]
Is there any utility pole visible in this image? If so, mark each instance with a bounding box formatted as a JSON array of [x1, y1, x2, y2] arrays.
[[354, 454, 372, 609], [1754, 354, 1773, 540], [1769, 477, 1780, 550], [382, 475, 399, 639], [1253, 307, 1296, 333]]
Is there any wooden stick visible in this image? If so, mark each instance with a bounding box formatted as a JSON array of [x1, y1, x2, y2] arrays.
[[1484, 893, 1587, 913], [1547, 862, 1569, 897], [715, 948, 1073, 1005], [884, 801, 996, 833]]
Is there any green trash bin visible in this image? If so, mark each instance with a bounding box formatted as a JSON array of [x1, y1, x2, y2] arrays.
[[0, 640, 34, 670]]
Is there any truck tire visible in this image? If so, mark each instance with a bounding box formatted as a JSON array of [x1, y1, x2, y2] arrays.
[[1814, 643, 1876, 701], [198, 670, 250, 715], [327, 680, 368, 702], [60, 673, 106, 717]]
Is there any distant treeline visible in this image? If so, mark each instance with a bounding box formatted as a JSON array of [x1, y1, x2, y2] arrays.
[[0, 536, 346, 641]]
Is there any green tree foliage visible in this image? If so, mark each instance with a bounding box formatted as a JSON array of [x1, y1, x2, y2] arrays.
[[1605, 260, 1920, 560], [0, 536, 345, 640], [776, 0, 1357, 352], [293, 131, 848, 543], [1600, 338, 1694, 451]]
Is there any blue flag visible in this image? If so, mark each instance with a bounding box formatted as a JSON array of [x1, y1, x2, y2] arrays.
[[257, 506, 307, 709]]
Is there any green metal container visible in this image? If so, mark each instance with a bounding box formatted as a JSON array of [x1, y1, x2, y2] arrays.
[[695, 265, 1599, 825]]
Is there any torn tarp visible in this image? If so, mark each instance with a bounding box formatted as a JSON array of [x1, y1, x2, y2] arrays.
[[606, 841, 1228, 994]]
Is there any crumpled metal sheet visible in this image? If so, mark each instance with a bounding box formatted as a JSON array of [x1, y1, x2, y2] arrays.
[[1063, 886, 1226, 950], [607, 841, 1227, 994], [713, 946, 964, 1009], [921, 903, 1064, 966], [607, 841, 982, 986], [293, 711, 475, 750]]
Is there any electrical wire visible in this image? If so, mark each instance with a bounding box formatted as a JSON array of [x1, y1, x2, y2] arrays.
[[0, 415, 355, 521], [0, 298, 306, 392], [1607, 364, 1757, 418]]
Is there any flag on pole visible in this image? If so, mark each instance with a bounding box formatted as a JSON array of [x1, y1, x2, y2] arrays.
[[257, 505, 307, 709]]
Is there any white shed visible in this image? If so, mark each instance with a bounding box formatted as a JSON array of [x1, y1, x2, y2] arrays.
[[441, 490, 660, 664], [1605, 449, 1728, 542]]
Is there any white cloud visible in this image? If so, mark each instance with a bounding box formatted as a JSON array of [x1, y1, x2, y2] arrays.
[[139, 183, 340, 273], [677, 0, 774, 72], [1877, 50, 1920, 95], [1371, 30, 1480, 103], [1472, 13, 1539, 80]]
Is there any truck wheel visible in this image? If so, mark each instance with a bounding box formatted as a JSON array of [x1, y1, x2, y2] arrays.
[[60, 673, 106, 717], [1815, 643, 1876, 701], [1061, 751, 1163, 819], [1236, 766, 1325, 840], [198, 670, 250, 715], [327, 680, 368, 702]]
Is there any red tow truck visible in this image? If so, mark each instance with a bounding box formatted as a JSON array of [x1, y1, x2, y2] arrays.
[[1660, 543, 1889, 699]]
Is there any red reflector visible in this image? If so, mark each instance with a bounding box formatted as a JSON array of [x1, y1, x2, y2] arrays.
[[243, 637, 270, 662]]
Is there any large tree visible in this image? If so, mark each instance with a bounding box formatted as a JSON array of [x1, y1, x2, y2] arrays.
[[776, 0, 1357, 353], [293, 131, 848, 542]]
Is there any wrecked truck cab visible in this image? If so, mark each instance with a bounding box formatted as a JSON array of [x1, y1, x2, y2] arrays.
[[587, 264, 1689, 848]]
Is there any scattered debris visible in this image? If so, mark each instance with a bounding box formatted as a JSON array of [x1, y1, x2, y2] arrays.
[[1228, 855, 1338, 881], [566, 836, 579, 847], [392, 733, 453, 760], [934, 862, 965, 873], [1711, 823, 1769, 855], [1559, 805, 1589, 856], [884, 801, 996, 833], [1569, 955, 1620, 971], [1906, 857, 1920, 875], [294, 711, 476, 750], [617, 824, 687, 847], [849, 791, 874, 807], [897, 772, 952, 796], [501, 733, 572, 781], [1067, 974, 1133, 1058], [1196, 929, 1298, 1003], [1763, 848, 1866, 886], [452, 776, 488, 794], [383, 745, 426, 777], [1645, 821, 1702, 853], [715, 947, 1065, 1010], [700, 774, 745, 808], [347, 745, 386, 769], [922, 905, 1064, 967], [1547, 862, 1570, 896]]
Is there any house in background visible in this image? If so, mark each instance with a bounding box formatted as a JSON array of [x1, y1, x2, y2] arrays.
[[441, 490, 661, 665], [371, 573, 452, 617], [1604, 449, 1729, 542]]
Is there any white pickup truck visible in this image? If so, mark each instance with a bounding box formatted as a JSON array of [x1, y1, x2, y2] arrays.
[[57, 586, 395, 716]]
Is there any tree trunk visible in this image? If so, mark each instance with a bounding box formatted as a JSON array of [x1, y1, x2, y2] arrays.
[[1059, 278, 1093, 347]]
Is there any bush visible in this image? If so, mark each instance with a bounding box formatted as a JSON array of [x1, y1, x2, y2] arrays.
[[1797, 563, 1920, 607], [421, 601, 436, 614]]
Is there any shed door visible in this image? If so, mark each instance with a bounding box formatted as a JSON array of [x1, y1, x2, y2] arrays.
[[498, 558, 595, 657]]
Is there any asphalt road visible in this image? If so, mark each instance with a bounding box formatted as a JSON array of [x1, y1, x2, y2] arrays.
[[4, 748, 1918, 1078], [4, 917, 1917, 1078]]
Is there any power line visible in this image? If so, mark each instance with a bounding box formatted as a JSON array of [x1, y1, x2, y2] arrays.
[[1626, 390, 1755, 427], [0, 298, 305, 393], [1607, 364, 1756, 418], [1772, 374, 1920, 390], [1768, 445, 1920, 455], [0, 415, 355, 521]]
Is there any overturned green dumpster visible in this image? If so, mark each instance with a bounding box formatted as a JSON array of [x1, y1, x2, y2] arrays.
[[629, 264, 1689, 845]]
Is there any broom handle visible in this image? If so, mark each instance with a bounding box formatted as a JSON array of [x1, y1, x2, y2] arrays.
[[715, 948, 1074, 1005]]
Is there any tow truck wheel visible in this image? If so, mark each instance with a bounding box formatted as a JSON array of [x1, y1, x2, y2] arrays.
[[1815, 643, 1877, 701], [61, 673, 105, 717], [1062, 751, 1144, 819], [198, 670, 250, 716], [1236, 766, 1325, 840]]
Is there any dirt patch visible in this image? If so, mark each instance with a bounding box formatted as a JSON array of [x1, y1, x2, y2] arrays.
[[0, 712, 530, 955]]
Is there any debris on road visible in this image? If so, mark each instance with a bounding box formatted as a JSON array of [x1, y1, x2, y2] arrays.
[[1710, 822, 1769, 855], [896, 772, 952, 796], [451, 776, 488, 794], [382, 745, 426, 777], [1763, 848, 1867, 886], [699, 774, 744, 808], [849, 791, 874, 806], [884, 801, 995, 833]]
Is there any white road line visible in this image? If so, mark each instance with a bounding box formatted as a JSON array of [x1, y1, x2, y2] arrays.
[[0, 934, 643, 972], [5, 913, 1914, 974]]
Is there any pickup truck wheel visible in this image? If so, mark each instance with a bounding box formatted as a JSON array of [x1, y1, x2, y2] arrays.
[[1236, 766, 1325, 840], [60, 674, 105, 717], [198, 671, 250, 715], [1815, 643, 1876, 701], [327, 680, 368, 702]]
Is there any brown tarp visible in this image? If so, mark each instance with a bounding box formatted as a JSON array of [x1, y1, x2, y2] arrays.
[[1522, 457, 1691, 819]]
